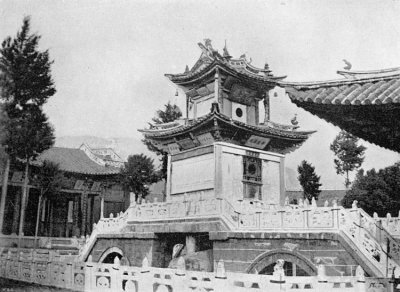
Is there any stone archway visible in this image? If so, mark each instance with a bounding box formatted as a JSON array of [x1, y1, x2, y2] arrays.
[[246, 249, 317, 276], [98, 247, 124, 264]]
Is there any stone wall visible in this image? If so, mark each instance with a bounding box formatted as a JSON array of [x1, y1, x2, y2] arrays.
[[211, 232, 360, 275]]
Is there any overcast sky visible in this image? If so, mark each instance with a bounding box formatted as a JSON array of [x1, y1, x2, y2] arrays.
[[1, 0, 399, 189]]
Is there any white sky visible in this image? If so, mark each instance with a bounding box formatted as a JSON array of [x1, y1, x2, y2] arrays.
[[1, 0, 399, 189]]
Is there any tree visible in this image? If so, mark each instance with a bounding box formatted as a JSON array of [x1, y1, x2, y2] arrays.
[[330, 130, 366, 188], [342, 163, 400, 216], [143, 102, 182, 179], [120, 154, 158, 202], [297, 160, 322, 203], [0, 17, 56, 235], [34, 160, 64, 237], [0, 104, 9, 234]]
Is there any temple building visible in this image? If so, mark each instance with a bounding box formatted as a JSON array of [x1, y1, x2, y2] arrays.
[[140, 39, 314, 205], [0, 144, 127, 242], [281, 68, 400, 152], [73, 41, 400, 280]]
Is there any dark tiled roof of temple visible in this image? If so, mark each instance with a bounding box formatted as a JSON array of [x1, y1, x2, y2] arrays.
[[282, 68, 400, 105], [280, 68, 400, 152], [34, 147, 120, 175]]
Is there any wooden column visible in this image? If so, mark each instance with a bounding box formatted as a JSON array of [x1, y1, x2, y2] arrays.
[[0, 158, 10, 234], [73, 196, 79, 236], [81, 191, 88, 236], [11, 188, 21, 234], [263, 90, 271, 123]]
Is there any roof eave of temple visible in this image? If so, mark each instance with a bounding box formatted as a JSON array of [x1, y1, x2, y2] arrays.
[[139, 111, 314, 141], [279, 68, 400, 90], [277, 67, 400, 152], [165, 60, 286, 87]]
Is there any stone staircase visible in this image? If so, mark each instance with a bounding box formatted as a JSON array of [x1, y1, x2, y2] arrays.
[[78, 198, 400, 277]]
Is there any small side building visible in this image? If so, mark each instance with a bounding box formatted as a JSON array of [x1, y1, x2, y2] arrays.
[[0, 144, 128, 240]]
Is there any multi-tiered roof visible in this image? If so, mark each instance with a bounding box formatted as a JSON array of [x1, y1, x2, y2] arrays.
[[140, 40, 314, 154]]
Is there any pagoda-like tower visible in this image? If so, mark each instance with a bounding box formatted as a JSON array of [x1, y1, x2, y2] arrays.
[[140, 40, 314, 206]]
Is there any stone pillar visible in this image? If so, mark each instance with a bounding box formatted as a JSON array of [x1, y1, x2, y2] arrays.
[[0, 158, 10, 234], [185, 235, 197, 254], [100, 194, 104, 219]]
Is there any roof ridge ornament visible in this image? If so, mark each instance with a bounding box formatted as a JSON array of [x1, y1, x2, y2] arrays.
[[343, 59, 352, 70], [223, 40, 232, 59]]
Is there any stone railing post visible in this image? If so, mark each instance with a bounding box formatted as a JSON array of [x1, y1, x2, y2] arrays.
[[173, 257, 187, 291], [214, 260, 228, 292], [65, 262, 73, 289], [303, 208, 309, 228], [111, 256, 121, 290], [316, 264, 328, 292], [355, 266, 366, 292], [84, 255, 94, 292], [139, 256, 153, 291]]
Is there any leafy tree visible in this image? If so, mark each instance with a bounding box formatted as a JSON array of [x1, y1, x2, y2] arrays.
[[34, 160, 65, 237], [330, 130, 366, 188], [0, 104, 7, 146], [342, 163, 400, 216], [297, 160, 322, 203], [0, 17, 56, 235], [143, 102, 182, 179], [120, 154, 158, 202], [151, 102, 182, 124]]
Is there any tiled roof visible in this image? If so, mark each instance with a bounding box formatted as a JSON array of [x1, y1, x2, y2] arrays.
[[166, 60, 285, 85], [34, 147, 120, 175], [281, 70, 400, 105], [279, 68, 400, 152], [165, 41, 285, 85], [139, 111, 314, 140]]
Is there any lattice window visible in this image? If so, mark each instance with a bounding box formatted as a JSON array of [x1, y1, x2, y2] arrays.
[[243, 156, 262, 200], [243, 156, 262, 183]]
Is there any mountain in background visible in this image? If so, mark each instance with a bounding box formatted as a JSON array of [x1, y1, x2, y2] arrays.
[[55, 135, 159, 161]]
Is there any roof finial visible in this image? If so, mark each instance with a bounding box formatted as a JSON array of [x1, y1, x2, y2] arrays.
[[223, 40, 231, 59], [291, 114, 299, 128], [204, 38, 213, 50], [184, 65, 189, 73], [343, 59, 352, 70]]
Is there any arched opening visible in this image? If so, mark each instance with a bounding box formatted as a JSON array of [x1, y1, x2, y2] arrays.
[[246, 250, 317, 276], [259, 261, 309, 276], [101, 252, 123, 264], [98, 247, 124, 264]]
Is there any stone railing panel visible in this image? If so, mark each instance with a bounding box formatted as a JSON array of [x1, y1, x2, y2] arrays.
[[260, 210, 282, 229], [282, 209, 304, 228], [308, 208, 334, 228]]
